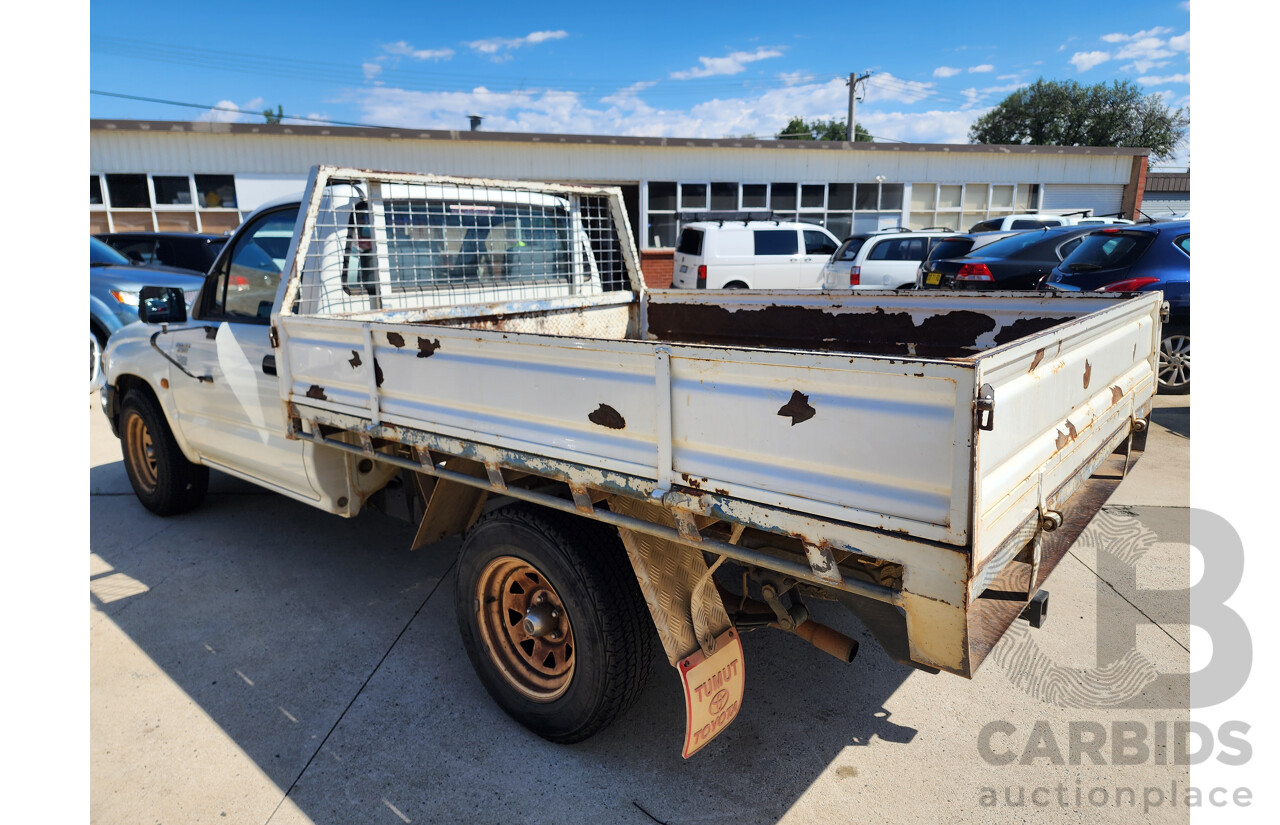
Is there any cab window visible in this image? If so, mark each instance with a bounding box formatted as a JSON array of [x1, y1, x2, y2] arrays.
[[207, 207, 299, 323]]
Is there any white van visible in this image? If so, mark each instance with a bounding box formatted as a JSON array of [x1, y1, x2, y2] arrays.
[[670, 221, 841, 289], [968, 213, 1134, 232], [819, 230, 955, 290]]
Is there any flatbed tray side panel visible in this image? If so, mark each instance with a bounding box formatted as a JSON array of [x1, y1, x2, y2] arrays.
[[668, 348, 975, 540], [970, 293, 1161, 570], [277, 316, 976, 544]]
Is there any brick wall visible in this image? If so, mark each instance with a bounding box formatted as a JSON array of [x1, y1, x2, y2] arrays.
[[640, 249, 674, 289], [1122, 155, 1149, 221]]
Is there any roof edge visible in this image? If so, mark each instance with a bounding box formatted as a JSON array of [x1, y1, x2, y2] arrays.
[[90, 119, 1151, 157]]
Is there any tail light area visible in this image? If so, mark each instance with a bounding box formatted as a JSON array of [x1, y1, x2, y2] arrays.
[[955, 263, 994, 282], [697, 264, 707, 288], [850, 265, 860, 287], [1098, 276, 1160, 292]]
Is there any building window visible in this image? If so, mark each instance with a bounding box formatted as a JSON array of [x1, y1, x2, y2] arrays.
[[710, 182, 738, 211], [196, 175, 238, 209], [646, 182, 678, 248], [106, 174, 150, 209], [741, 184, 768, 210], [907, 183, 1040, 231], [90, 176, 103, 205], [153, 176, 194, 205]]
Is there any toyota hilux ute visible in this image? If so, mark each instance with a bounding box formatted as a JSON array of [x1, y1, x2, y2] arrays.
[[100, 166, 1161, 758]]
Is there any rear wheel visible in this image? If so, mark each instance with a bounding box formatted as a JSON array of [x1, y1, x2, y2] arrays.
[[1157, 325, 1190, 394], [120, 390, 209, 515], [723, 281, 749, 289], [454, 503, 654, 743]]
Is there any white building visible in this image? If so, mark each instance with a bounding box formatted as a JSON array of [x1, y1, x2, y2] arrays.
[[90, 119, 1152, 286]]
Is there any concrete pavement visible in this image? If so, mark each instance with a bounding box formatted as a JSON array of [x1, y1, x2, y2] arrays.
[[90, 392, 1192, 824]]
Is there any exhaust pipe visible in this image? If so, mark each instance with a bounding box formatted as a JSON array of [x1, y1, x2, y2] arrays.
[[787, 619, 859, 663]]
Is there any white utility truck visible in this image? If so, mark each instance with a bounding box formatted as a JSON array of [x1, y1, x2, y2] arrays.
[[100, 166, 1160, 757]]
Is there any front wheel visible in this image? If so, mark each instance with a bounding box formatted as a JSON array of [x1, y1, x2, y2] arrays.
[[454, 503, 654, 743], [1157, 325, 1190, 394], [89, 332, 103, 388], [120, 390, 209, 515]]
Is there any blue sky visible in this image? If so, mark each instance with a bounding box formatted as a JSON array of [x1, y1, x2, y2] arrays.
[[89, 1, 1190, 164]]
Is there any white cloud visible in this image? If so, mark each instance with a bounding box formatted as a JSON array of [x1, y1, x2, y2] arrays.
[[382, 41, 455, 61], [859, 109, 987, 145], [863, 73, 935, 104], [933, 66, 961, 78], [600, 81, 657, 108], [779, 71, 815, 86], [969, 64, 995, 73], [670, 47, 783, 80], [997, 74, 1020, 80], [1137, 73, 1190, 85], [466, 30, 567, 59], [362, 62, 383, 82], [1070, 50, 1111, 71], [1101, 27, 1171, 43], [1169, 31, 1190, 52], [197, 97, 265, 123]]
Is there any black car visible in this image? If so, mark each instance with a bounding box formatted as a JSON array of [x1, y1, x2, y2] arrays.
[[94, 232, 228, 276], [918, 226, 1098, 290]]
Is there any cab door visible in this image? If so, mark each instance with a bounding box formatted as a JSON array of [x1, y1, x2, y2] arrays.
[[800, 229, 839, 288], [167, 206, 318, 499]]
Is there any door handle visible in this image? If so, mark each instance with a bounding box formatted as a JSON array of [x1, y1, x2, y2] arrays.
[[262, 355, 277, 376]]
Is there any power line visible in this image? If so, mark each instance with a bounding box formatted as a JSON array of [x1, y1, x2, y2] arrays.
[[90, 90, 398, 129]]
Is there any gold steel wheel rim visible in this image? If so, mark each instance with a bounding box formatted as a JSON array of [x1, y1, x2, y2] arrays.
[[125, 412, 158, 495], [475, 555, 575, 702]]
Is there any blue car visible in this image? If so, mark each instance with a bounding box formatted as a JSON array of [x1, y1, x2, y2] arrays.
[[1044, 220, 1190, 393], [90, 237, 207, 385]]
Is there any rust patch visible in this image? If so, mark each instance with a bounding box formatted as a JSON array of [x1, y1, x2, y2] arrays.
[[387, 331, 406, 348], [1082, 360, 1092, 389], [588, 403, 626, 430], [305, 385, 328, 401], [349, 350, 362, 369], [644, 303, 997, 358], [1055, 430, 1070, 451], [1066, 421, 1077, 440], [374, 358, 384, 388], [777, 390, 816, 426], [416, 337, 442, 358], [1029, 348, 1044, 372], [204, 326, 218, 340], [1111, 385, 1123, 405], [991, 317, 1073, 346]]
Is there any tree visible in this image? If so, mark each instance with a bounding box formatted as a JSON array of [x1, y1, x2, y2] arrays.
[[262, 105, 284, 125], [968, 79, 1188, 160], [777, 116, 872, 142]]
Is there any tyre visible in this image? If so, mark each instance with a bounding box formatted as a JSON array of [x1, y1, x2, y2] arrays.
[[722, 281, 749, 289], [454, 503, 655, 743], [119, 390, 209, 515], [1157, 325, 1190, 395], [90, 331, 103, 388]]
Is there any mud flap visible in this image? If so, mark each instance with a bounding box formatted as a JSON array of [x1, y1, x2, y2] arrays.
[[608, 497, 742, 757], [410, 458, 489, 549]]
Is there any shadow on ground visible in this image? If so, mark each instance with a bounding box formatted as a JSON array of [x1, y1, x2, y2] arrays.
[[92, 462, 919, 825]]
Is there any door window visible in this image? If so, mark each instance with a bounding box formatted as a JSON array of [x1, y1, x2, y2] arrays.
[[754, 230, 798, 255], [804, 230, 838, 256], [208, 208, 299, 323]]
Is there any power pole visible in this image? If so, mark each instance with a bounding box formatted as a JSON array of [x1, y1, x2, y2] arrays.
[[846, 71, 872, 142]]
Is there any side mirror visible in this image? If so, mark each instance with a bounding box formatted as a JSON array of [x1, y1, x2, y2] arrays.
[[138, 286, 187, 324]]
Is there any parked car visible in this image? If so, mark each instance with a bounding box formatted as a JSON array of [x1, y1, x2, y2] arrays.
[[819, 230, 955, 290], [967, 214, 1072, 232], [1043, 221, 1190, 393], [917, 225, 1098, 290], [90, 237, 205, 384], [671, 221, 841, 289], [95, 232, 228, 276], [912, 231, 1024, 288]]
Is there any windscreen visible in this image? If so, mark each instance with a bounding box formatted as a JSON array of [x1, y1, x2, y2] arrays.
[[969, 230, 1054, 258], [677, 227, 704, 256], [926, 238, 973, 262], [1060, 232, 1155, 271], [832, 237, 866, 262]]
